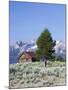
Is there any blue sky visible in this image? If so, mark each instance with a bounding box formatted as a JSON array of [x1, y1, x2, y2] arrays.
[[9, 1, 66, 44]]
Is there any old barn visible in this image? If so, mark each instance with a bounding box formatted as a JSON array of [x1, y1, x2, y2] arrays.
[[18, 52, 36, 63]]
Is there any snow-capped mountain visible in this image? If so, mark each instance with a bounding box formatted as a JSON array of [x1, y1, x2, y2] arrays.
[[54, 40, 66, 59], [19, 40, 37, 54], [9, 45, 20, 64], [54, 40, 65, 53], [9, 40, 66, 64]]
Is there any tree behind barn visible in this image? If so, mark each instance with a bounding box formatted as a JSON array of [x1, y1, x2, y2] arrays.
[[36, 28, 56, 61]]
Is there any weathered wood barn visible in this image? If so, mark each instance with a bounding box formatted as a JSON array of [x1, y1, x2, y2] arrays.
[[18, 52, 36, 63]]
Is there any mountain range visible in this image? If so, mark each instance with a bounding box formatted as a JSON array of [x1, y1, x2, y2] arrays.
[[9, 40, 66, 64]]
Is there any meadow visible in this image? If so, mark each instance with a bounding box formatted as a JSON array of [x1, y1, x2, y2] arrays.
[[9, 61, 66, 88]]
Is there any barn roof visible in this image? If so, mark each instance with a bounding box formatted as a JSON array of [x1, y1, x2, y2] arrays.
[[18, 51, 35, 60]]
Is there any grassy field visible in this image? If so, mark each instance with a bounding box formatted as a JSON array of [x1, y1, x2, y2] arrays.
[[9, 61, 66, 89]]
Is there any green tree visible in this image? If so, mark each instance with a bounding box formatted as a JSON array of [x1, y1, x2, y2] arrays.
[[36, 28, 56, 61]]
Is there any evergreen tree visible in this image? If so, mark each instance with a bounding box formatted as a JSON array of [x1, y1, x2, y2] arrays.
[[36, 28, 56, 61]]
